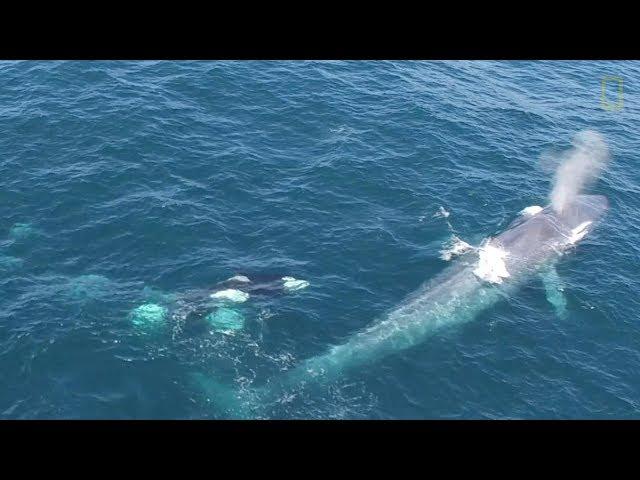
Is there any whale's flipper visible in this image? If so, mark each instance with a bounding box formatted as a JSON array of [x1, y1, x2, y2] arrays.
[[539, 265, 568, 318]]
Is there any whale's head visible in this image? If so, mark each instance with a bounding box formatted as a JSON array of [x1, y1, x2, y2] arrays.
[[554, 194, 609, 234], [487, 194, 609, 278]]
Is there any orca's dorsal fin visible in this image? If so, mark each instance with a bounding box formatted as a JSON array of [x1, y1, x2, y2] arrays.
[[539, 264, 568, 318]]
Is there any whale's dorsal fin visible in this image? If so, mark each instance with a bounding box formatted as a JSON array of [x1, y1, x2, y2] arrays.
[[539, 264, 567, 318]]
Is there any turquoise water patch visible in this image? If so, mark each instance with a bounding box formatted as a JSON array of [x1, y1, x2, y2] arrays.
[[130, 303, 168, 328], [206, 307, 245, 332], [8, 223, 35, 240], [67, 274, 114, 301], [141, 286, 178, 304], [0, 255, 23, 272]]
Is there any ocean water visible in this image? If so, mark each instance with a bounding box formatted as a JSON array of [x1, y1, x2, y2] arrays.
[[0, 60, 639, 419]]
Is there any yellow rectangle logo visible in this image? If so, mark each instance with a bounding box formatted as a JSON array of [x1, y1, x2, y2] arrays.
[[601, 76, 624, 111]]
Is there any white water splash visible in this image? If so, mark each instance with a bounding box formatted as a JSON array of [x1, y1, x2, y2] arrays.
[[473, 241, 510, 284], [439, 235, 473, 261]]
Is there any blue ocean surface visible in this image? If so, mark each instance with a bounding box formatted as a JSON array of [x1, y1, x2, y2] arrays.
[[0, 61, 638, 419]]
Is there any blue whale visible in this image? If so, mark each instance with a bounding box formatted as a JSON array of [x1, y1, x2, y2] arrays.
[[194, 194, 609, 417]]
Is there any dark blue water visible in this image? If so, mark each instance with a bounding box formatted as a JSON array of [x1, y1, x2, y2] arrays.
[[1, 61, 638, 419]]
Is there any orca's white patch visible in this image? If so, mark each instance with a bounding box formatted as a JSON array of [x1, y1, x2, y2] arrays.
[[473, 241, 510, 284], [568, 221, 592, 244], [210, 289, 249, 302], [227, 275, 251, 283], [282, 276, 310, 291], [520, 205, 543, 216]]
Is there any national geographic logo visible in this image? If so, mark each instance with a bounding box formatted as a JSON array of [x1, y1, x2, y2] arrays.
[[601, 76, 624, 111]]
